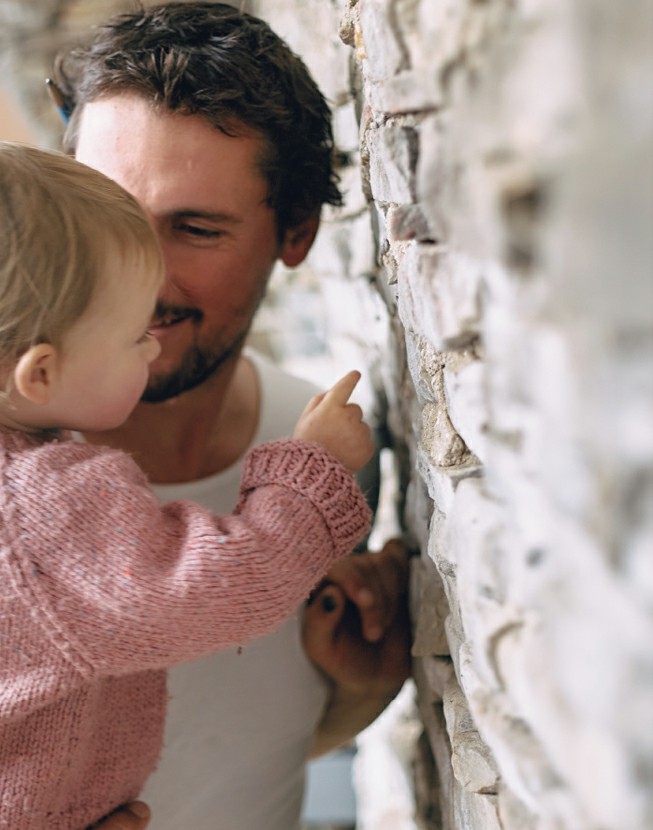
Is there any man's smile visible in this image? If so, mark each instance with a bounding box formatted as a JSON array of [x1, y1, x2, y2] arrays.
[[149, 308, 201, 335]]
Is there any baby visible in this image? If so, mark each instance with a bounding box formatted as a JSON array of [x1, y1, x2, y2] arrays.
[[0, 142, 372, 829]]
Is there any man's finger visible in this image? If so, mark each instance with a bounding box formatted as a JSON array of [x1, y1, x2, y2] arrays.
[[327, 555, 398, 642], [303, 585, 346, 659], [327, 566, 386, 642], [95, 802, 151, 830], [322, 370, 361, 406], [380, 536, 417, 566]]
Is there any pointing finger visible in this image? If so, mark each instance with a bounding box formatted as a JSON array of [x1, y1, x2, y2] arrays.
[[322, 370, 362, 406]]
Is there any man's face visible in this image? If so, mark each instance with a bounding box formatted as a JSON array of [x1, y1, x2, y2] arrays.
[[75, 95, 285, 401]]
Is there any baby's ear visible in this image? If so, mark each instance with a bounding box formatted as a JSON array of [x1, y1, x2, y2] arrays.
[[13, 343, 59, 406]]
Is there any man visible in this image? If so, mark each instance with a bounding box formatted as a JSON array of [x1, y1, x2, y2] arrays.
[[53, 4, 411, 828]]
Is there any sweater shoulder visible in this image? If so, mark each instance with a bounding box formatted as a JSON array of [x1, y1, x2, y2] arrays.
[[0, 432, 150, 529], [1, 431, 145, 486]]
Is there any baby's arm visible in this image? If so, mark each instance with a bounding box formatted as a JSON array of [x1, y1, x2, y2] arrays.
[[8, 429, 371, 677]]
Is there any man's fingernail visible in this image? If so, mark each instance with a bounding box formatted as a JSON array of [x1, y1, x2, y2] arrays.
[[367, 625, 382, 641], [358, 588, 374, 606], [321, 594, 337, 612], [129, 802, 150, 819]]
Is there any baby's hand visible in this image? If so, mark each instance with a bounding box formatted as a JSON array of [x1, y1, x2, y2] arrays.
[[293, 371, 374, 474]]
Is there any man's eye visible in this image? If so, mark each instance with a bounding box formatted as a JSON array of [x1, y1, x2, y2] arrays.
[[178, 223, 221, 238]]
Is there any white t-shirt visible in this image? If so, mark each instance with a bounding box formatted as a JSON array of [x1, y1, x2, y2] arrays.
[[140, 350, 329, 830]]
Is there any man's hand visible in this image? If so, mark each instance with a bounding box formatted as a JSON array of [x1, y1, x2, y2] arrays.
[[302, 538, 414, 755], [92, 802, 150, 830], [304, 537, 412, 696], [311, 536, 411, 644]]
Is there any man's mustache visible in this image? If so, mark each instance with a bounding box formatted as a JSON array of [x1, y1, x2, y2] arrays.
[[151, 304, 203, 325]]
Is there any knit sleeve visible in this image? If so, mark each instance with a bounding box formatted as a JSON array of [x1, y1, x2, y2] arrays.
[[4, 438, 371, 677]]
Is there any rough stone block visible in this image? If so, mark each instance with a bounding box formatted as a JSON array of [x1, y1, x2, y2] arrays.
[[411, 554, 451, 658], [443, 357, 488, 463], [358, 0, 404, 82], [454, 789, 501, 830], [367, 122, 417, 204], [442, 674, 500, 794], [367, 69, 442, 115], [396, 244, 483, 352]]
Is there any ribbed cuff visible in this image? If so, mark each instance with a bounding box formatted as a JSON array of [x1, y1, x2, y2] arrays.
[[240, 438, 372, 555]]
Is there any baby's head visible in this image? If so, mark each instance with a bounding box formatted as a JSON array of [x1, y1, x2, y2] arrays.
[[0, 142, 163, 431]]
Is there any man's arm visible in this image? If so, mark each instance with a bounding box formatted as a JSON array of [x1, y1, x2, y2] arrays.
[[302, 538, 413, 757]]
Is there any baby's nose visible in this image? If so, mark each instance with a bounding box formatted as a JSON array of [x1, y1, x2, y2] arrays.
[[147, 336, 162, 363]]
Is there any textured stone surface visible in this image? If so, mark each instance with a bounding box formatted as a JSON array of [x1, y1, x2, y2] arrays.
[[277, 1, 653, 827]]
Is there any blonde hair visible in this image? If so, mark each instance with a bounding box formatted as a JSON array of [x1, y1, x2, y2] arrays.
[[0, 141, 162, 365]]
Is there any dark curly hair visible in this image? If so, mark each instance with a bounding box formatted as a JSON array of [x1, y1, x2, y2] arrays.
[[54, 1, 342, 236]]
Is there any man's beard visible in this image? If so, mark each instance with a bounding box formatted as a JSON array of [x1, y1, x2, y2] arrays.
[[141, 330, 248, 403]]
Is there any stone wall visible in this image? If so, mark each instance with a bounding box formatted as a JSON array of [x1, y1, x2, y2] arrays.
[[255, 1, 653, 828]]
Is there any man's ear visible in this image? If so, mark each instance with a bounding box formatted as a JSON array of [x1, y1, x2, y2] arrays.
[[13, 343, 59, 406], [279, 214, 320, 267]]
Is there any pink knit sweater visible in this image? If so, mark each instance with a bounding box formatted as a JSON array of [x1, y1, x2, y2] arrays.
[[0, 428, 371, 829]]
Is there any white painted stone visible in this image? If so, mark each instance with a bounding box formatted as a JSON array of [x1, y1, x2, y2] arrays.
[[386, 203, 438, 243], [259, 0, 350, 103], [442, 674, 499, 794], [443, 359, 488, 463], [333, 99, 363, 154], [416, 446, 456, 515], [414, 0, 466, 79], [454, 789, 501, 830], [414, 113, 455, 246], [367, 122, 416, 203], [368, 69, 442, 115], [358, 0, 404, 83], [396, 244, 484, 352], [336, 161, 370, 216], [421, 402, 468, 469], [496, 786, 538, 830]]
